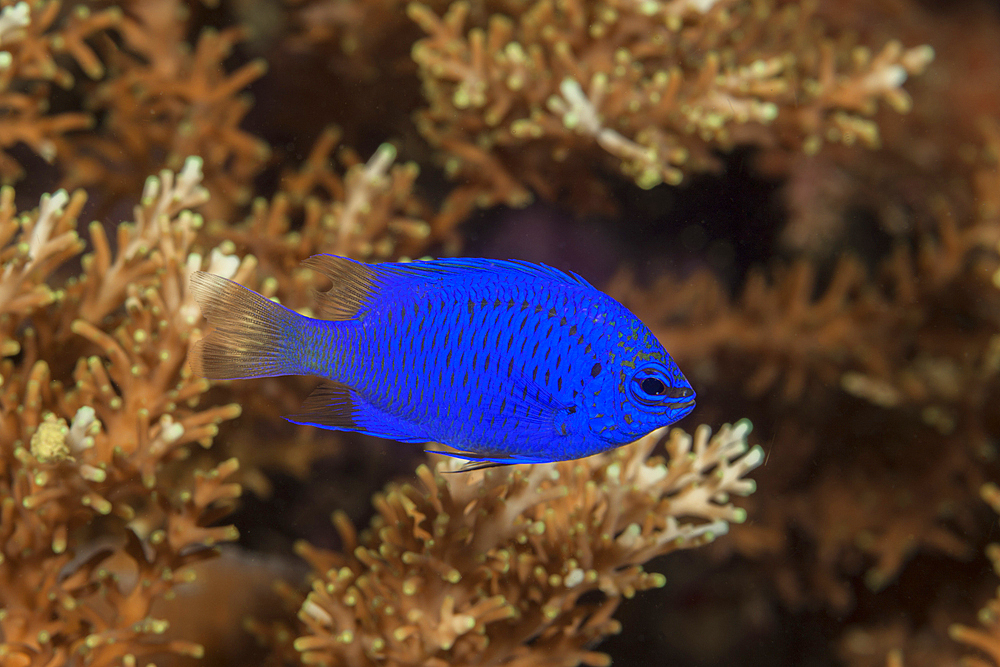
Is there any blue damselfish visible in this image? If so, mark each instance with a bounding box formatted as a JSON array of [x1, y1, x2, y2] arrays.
[[189, 255, 695, 466]]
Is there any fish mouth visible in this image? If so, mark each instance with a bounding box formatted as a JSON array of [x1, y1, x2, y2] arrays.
[[665, 397, 696, 415]]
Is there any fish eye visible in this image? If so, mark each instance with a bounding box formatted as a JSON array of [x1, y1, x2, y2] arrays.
[[640, 377, 667, 396], [628, 365, 694, 407]]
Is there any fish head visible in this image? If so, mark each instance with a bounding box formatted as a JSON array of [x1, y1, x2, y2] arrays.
[[586, 323, 695, 445]]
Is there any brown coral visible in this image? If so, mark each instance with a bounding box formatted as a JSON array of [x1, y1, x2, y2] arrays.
[[293, 422, 762, 666]]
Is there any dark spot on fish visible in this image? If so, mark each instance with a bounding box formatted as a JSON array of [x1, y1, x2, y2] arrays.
[[585, 343, 592, 354], [483, 331, 489, 347], [532, 341, 539, 356], [560, 423, 567, 436], [500, 396, 506, 413], [544, 369, 550, 384], [472, 351, 478, 367], [548, 307, 556, 318], [556, 354, 561, 368], [546, 324, 553, 337], [508, 299, 515, 309], [494, 298, 501, 307], [560, 316, 567, 326], [456, 330, 464, 347], [533, 321, 540, 334], [557, 377, 563, 391], [462, 371, 468, 387], [446, 350, 452, 365], [507, 358, 514, 378], [624, 413, 633, 425], [521, 301, 529, 311], [569, 325, 577, 335], [535, 304, 543, 313], [567, 405, 576, 414], [532, 366, 538, 381], [484, 354, 490, 371], [481, 298, 488, 307], [519, 316, 528, 331], [507, 335, 514, 352], [544, 348, 551, 361], [591, 363, 601, 377], [468, 300, 475, 314]]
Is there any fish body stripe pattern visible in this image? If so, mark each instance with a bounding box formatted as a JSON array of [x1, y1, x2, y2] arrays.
[[189, 255, 695, 466]]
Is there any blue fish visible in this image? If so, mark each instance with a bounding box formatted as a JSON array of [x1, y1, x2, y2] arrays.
[[188, 255, 695, 467]]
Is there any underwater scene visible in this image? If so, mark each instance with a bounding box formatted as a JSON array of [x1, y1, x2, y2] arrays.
[[1, 0, 999, 665]]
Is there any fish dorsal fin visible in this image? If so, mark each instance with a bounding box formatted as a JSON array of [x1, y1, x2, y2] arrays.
[[302, 254, 594, 320], [301, 255, 377, 321], [374, 257, 595, 290]]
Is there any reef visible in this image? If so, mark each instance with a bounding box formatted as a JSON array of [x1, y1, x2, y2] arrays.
[[1, 0, 999, 666]]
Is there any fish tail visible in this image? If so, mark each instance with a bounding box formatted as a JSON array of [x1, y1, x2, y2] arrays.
[[188, 271, 311, 380]]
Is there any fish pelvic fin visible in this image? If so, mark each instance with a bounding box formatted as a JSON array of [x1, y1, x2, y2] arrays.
[[188, 271, 308, 380]]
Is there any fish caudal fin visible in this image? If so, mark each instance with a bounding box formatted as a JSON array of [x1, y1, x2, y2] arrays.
[[189, 271, 307, 380]]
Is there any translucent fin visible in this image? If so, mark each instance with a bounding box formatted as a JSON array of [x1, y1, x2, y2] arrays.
[[301, 255, 377, 320], [300, 253, 596, 322], [426, 447, 552, 470], [285, 381, 428, 443], [285, 381, 357, 430], [189, 271, 307, 379]]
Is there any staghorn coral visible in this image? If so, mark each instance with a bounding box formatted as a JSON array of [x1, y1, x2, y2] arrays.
[[0, 0, 119, 183], [947, 483, 1000, 667], [407, 0, 932, 212], [292, 421, 762, 666], [0, 161, 246, 665]]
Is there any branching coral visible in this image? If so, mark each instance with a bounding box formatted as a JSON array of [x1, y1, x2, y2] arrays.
[[0, 162, 247, 665], [292, 421, 762, 666], [0, 0, 119, 183], [948, 483, 1000, 667], [407, 0, 932, 212]]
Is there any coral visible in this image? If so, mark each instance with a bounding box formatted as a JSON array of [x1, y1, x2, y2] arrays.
[[292, 422, 762, 666], [0, 0, 117, 182], [948, 483, 1000, 667], [407, 0, 932, 212], [0, 161, 245, 665]]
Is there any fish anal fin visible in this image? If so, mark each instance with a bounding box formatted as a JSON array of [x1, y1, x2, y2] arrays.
[[286, 381, 357, 430], [302, 254, 377, 321], [287, 380, 430, 443], [425, 447, 551, 471]]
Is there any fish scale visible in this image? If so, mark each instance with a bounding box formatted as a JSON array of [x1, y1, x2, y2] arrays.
[[188, 254, 695, 467]]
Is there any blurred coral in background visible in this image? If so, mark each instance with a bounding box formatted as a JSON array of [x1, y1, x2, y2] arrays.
[[1, 0, 999, 665]]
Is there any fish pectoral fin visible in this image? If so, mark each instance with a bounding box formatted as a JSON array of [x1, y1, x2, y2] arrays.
[[503, 370, 576, 428]]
